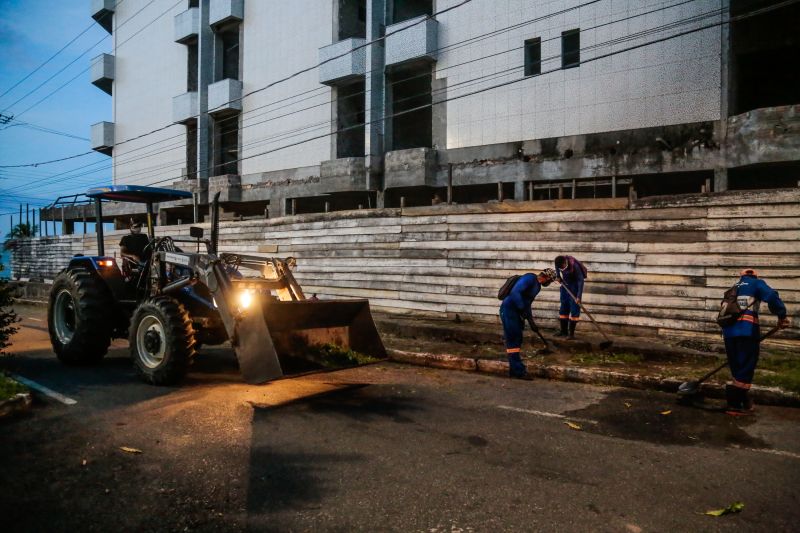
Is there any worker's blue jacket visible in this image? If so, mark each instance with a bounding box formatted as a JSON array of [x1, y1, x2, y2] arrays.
[[722, 274, 787, 338], [500, 273, 541, 321], [557, 256, 586, 298]]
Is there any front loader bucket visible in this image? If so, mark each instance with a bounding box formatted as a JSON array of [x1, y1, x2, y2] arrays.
[[262, 299, 387, 363]]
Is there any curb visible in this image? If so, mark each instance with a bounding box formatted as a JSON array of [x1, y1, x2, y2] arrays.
[[14, 298, 47, 307], [387, 349, 800, 408], [0, 392, 33, 419]]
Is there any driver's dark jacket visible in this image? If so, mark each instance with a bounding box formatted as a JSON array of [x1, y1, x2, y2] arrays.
[[119, 233, 150, 261]]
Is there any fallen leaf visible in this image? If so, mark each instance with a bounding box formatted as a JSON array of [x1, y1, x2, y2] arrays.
[[660, 410, 672, 416], [624, 402, 632, 408], [565, 421, 582, 430], [81, 459, 87, 466], [120, 446, 142, 454], [705, 502, 744, 517]]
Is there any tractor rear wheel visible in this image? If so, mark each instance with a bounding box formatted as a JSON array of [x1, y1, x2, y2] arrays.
[[48, 269, 112, 364], [129, 297, 196, 385]]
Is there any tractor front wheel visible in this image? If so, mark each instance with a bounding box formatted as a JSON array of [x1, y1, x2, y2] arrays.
[[129, 297, 196, 385], [48, 269, 112, 364]]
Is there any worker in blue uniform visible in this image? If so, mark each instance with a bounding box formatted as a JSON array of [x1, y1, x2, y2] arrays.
[[722, 269, 790, 415], [554, 255, 587, 339], [499, 270, 554, 379]]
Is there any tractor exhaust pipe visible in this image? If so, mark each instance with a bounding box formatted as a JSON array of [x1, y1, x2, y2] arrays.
[[210, 192, 220, 254]]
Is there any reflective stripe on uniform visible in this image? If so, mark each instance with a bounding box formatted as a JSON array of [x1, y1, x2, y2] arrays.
[[738, 314, 758, 324], [559, 314, 569, 319], [569, 316, 581, 321], [733, 379, 751, 390], [506, 348, 521, 353]]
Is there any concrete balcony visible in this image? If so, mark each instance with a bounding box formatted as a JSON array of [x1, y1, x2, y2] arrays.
[[318, 38, 367, 86], [174, 7, 199, 44], [385, 15, 438, 67], [91, 0, 114, 33], [384, 147, 437, 189], [91, 121, 114, 156], [172, 92, 199, 124], [208, 79, 242, 116], [320, 157, 367, 192], [209, 174, 241, 202], [90, 53, 114, 95], [209, 0, 244, 28]]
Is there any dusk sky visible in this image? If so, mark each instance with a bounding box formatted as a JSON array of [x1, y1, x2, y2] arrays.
[[0, 0, 113, 236]]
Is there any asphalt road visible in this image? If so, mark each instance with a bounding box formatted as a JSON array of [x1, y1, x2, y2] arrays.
[[2, 304, 800, 532]]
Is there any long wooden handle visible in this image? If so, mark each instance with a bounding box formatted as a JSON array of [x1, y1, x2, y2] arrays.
[[559, 282, 612, 343]]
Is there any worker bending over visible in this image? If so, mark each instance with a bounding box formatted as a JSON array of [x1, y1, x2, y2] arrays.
[[722, 269, 790, 415], [499, 270, 554, 379]]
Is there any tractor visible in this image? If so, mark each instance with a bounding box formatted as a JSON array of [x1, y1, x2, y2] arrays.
[[47, 185, 385, 385]]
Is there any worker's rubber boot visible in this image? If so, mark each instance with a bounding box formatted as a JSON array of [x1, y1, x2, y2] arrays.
[[567, 320, 577, 339], [725, 384, 754, 416], [555, 319, 569, 337], [508, 353, 531, 380]]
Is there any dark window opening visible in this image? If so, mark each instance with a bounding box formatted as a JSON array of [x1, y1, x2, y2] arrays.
[[529, 179, 631, 201], [336, 80, 366, 158], [729, 1, 800, 115], [188, 0, 199, 8], [389, 63, 432, 150], [187, 41, 198, 92], [213, 118, 239, 176], [728, 162, 800, 190], [338, 0, 367, 40], [384, 186, 446, 208], [288, 193, 376, 215], [561, 29, 580, 69], [216, 25, 240, 81], [391, 0, 432, 24], [524, 37, 541, 76], [630, 171, 712, 198], [186, 120, 197, 179], [450, 183, 515, 205]]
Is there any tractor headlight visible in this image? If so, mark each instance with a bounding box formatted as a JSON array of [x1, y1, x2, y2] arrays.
[[238, 289, 253, 310]]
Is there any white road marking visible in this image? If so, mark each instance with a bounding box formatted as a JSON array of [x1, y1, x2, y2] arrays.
[[24, 316, 43, 322], [11, 375, 77, 405], [730, 445, 800, 461], [497, 405, 598, 425], [499, 406, 800, 460]]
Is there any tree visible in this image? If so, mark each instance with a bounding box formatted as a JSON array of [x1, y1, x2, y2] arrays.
[[0, 263, 19, 355], [3, 222, 37, 251]]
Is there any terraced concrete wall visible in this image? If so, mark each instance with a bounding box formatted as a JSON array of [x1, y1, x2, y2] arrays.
[[10, 189, 800, 344]]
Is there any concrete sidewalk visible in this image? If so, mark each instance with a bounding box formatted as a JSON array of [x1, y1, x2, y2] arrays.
[[375, 314, 800, 407]]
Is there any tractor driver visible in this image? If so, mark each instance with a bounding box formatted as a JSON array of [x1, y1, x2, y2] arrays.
[[119, 218, 151, 265]]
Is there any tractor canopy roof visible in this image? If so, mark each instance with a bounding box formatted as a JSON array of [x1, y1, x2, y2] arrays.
[[86, 185, 192, 203]]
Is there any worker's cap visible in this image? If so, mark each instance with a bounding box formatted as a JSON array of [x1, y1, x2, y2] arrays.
[[554, 255, 568, 269], [740, 268, 758, 277], [128, 218, 142, 229]]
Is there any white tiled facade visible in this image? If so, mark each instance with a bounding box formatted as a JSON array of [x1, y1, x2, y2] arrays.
[[111, 0, 187, 186], [97, 0, 723, 186], [437, 0, 721, 148]]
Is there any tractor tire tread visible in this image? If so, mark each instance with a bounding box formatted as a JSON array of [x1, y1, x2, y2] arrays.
[[48, 269, 113, 364], [129, 297, 196, 385]]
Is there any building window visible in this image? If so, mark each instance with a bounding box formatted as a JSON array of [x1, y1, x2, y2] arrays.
[[336, 80, 365, 158], [562, 29, 580, 69], [187, 41, 198, 92], [216, 25, 240, 81], [524, 37, 541, 76], [338, 0, 367, 40], [186, 120, 197, 179], [214, 118, 239, 175], [188, 0, 198, 8], [392, 0, 432, 24]]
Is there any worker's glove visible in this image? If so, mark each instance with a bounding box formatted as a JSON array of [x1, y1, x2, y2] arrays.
[[778, 316, 792, 329]]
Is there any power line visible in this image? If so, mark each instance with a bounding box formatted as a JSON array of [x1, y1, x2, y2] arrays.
[[0, 120, 90, 141], [3, 0, 170, 119], [0, 21, 98, 101], [0, 151, 96, 168]]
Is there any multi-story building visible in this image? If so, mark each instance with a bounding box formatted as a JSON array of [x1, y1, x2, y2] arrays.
[[67, 0, 799, 228]]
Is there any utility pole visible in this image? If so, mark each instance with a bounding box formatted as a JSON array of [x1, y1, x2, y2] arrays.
[[26, 203, 29, 228]]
